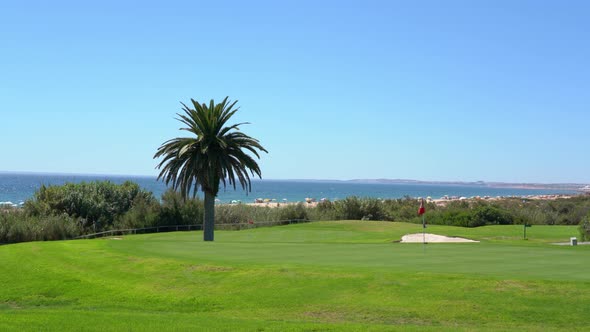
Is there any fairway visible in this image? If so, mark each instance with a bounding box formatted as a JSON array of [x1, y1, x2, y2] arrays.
[[1, 221, 589, 331]]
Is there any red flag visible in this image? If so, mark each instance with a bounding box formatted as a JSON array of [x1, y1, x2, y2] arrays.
[[418, 198, 425, 215]]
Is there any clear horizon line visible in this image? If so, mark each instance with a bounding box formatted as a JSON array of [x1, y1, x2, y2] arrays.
[[0, 170, 588, 185]]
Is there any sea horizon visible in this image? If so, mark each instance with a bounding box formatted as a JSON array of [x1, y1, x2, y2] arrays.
[[0, 172, 584, 207], [0, 170, 587, 187]]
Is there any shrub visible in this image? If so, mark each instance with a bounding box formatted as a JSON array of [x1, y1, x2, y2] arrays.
[[37, 214, 83, 241], [278, 202, 309, 221], [360, 198, 385, 220], [8, 191, 590, 244], [158, 190, 204, 226], [579, 214, 590, 241], [0, 211, 81, 243], [334, 197, 363, 220], [115, 195, 160, 229], [316, 199, 334, 213], [24, 181, 155, 231], [471, 206, 514, 227], [428, 209, 472, 227], [216, 204, 255, 224], [310, 200, 337, 220]]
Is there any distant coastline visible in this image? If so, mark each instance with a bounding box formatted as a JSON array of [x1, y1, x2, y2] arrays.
[[0, 171, 588, 191], [346, 178, 587, 191]]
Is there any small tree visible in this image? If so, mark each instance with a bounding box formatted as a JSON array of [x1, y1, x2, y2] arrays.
[[579, 213, 590, 241]]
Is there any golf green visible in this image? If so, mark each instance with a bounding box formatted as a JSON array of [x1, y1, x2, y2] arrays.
[[1, 221, 588, 331]]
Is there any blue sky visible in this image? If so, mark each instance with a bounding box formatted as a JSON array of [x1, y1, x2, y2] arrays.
[[1, 0, 589, 183]]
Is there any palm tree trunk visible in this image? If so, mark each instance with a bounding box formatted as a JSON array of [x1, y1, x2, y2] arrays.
[[203, 191, 215, 241]]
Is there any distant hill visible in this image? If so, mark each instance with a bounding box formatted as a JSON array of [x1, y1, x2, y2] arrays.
[[346, 179, 587, 191]]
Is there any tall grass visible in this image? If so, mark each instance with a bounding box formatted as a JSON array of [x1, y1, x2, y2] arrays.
[[0, 212, 81, 243]]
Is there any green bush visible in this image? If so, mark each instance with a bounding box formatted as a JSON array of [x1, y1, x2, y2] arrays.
[[310, 200, 337, 220], [334, 197, 363, 220], [579, 214, 590, 241], [216, 204, 255, 224], [428, 209, 472, 227], [278, 202, 309, 221], [25, 181, 155, 231], [0, 211, 81, 243], [38, 214, 83, 241], [381, 197, 432, 221], [471, 206, 514, 227], [158, 190, 204, 226], [360, 198, 385, 220], [115, 195, 160, 229]]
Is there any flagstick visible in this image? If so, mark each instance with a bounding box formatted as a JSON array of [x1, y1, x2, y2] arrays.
[[418, 198, 426, 252], [422, 214, 426, 251]]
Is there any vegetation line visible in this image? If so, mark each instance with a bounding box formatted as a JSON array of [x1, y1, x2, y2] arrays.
[[2, 179, 590, 244], [75, 219, 310, 239]]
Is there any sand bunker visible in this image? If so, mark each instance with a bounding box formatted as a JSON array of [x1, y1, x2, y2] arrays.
[[401, 233, 479, 243]]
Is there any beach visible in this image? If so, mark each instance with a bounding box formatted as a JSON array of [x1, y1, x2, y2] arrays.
[[236, 193, 578, 209]]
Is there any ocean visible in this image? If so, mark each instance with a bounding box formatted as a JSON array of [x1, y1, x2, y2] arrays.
[[0, 173, 578, 207]]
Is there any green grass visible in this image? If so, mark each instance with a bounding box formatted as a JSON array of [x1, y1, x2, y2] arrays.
[[1, 221, 589, 331]]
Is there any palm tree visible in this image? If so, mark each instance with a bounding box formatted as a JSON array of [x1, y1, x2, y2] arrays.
[[154, 97, 267, 241]]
